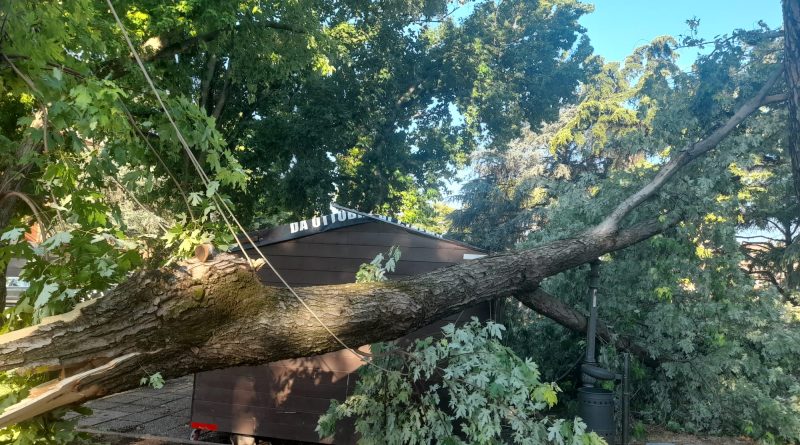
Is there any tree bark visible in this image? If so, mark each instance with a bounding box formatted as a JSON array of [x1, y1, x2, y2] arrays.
[[211, 68, 232, 121], [199, 53, 218, 114], [0, 118, 45, 317], [785, 0, 800, 208]]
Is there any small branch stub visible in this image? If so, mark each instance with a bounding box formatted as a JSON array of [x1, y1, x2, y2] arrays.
[[194, 244, 216, 263]]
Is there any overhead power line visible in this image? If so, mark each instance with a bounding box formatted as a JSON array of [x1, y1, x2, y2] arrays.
[[105, 0, 380, 367]]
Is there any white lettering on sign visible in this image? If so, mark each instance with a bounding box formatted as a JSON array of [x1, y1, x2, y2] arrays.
[[284, 210, 447, 240], [288, 212, 366, 236]]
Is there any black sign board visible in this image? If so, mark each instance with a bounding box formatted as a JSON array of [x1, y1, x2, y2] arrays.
[[237, 204, 457, 250]]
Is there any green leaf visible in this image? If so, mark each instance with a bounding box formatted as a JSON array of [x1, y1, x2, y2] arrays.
[[34, 283, 59, 309], [42, 232, 72, 249], [205, 180, 220, 198], [188, 192, 203, 206], [141, 372, 165, 389], [1, 228, 25, 243]]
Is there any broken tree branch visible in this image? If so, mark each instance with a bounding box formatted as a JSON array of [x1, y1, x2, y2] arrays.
[[514, 288, 658, 367], [591, 67, 785, 236]]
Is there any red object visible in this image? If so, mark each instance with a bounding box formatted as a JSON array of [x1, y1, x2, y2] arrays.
[[190, 422, 218, 431], [24, 222, 42, 244]]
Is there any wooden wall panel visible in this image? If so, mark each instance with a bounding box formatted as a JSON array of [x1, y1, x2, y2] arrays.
[[191, 401, 340, 444], [257, 243, 469, 264]]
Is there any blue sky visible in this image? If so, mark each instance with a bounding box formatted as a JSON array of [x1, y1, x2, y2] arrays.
[[581, 0, 784, 67]]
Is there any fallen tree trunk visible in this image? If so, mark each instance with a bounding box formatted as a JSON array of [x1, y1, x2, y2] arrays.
[[0, 218, 667, 425]]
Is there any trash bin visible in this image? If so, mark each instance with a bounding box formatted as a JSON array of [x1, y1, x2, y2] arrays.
[[578, 386, 615, 443]]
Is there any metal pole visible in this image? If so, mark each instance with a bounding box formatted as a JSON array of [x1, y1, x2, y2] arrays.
[[622, 353, 631, 445], [583, 260, 601, 386]]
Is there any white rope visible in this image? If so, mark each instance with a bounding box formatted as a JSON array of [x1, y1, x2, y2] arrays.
[[106, 0, 377, 365]]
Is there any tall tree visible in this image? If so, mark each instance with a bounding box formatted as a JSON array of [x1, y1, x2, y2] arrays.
[[454, 17, 800, 441], [784, 0, 800, 207]]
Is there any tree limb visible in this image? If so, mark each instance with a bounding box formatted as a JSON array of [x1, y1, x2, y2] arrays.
[[0, 54, 85, 79], [512, 215, 680, 367], [783, 0, 800, 208], [746, 268, 793, 301], [143, 21, 306, 63], [591, 67, 785, 236], [211, 68, 232, 121], [763, 92, 790, 105], [0, 354, 139, 427], [199, 53, 217, 113], [514, 288, 659, 367]]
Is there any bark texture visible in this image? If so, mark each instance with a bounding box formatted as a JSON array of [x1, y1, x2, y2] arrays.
[[785, 0, 800, 207]]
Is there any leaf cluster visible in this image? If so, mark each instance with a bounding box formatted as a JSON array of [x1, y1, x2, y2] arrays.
[[317, 319, 606, 445]]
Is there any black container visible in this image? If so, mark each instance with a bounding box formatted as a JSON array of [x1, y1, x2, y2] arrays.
[[578, 387, 615, 443]]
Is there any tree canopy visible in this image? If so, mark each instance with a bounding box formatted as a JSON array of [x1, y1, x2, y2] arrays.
[[0, 0, 799, 444], [452, 14, 800, 441]]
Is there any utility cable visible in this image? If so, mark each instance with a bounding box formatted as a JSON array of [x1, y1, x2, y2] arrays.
[[106, 0, 381, 367]]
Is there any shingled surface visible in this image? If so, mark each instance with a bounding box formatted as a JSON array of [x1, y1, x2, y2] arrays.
[[73, 376, 226, 444]]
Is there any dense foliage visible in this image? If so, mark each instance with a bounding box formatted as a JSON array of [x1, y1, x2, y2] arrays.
[[118, 0, 595, 221], [321, 249, 605, 444], [452, 25, 800, 443]]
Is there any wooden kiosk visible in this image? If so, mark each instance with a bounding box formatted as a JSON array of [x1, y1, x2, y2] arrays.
[[189, 206, 491, 444]]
